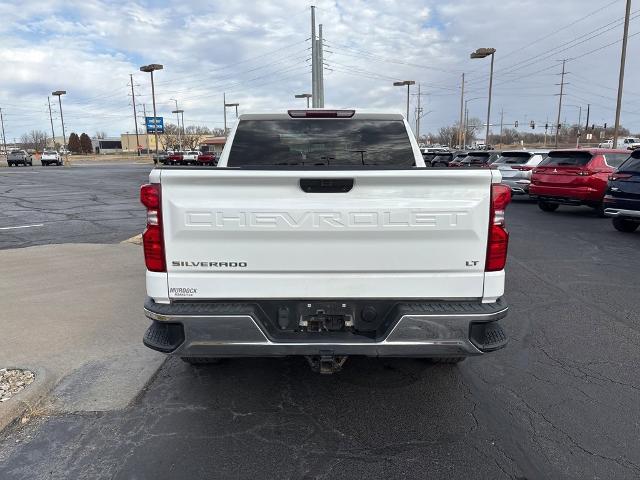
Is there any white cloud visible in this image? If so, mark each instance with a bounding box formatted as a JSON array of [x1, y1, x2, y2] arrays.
[[0, 0, 638, 140]]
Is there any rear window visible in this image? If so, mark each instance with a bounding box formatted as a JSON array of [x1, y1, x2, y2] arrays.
[[539, 151, 593, 167], [494, 152, 533, 165], [227, 119, 415, 167], [463, 153, 490, 164], [433, 154, 453, 161], [604, 153, 631, 168], [618, 156, 640, 174]]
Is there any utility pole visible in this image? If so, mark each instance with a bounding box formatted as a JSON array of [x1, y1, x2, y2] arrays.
[[223, 92, 227, 135], [171, 98, 182, 150], [555, 59, 567, 148], [499, 108, 504, 150], [0, 108, 7, 158], [318, 24, 324, 107], [129, 74, 140, 156], [576, 105, 582, 148], [585, 104, 590, 133], [613, 0, 631, 150], [463, 107, 469, 148], [47, 97, 56, 148], [416, 83, 421, 140], [311, 6, 318, 108], [458, 73, 465, 147]]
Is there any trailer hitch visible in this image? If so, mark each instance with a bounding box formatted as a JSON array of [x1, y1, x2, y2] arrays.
[[305, 353, 349, 374]]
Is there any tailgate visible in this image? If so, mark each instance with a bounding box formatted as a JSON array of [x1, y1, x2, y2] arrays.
[[160, 169, 492, 300]]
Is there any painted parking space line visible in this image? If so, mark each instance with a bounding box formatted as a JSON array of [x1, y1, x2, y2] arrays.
[[0, 224, 44, 230]]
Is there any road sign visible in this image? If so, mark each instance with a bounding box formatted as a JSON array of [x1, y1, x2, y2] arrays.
[[145, 116, 164, 134], [586, 133, 593, 140]]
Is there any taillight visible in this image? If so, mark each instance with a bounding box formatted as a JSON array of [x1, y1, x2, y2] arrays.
[[577, 169, 595, 176], [140, 183, 165, 272], [610, 173, 632, 181], [512, 165, 533, 171], [486, 184, 511, 272]]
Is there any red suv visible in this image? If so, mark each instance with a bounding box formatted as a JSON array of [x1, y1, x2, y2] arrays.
[[529, 149, 630, 214], [197, 152, 217, 166]]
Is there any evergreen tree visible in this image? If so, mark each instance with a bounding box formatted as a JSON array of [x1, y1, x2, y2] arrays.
[[80, 133, 93, 154], [68, 132, 81, 153]]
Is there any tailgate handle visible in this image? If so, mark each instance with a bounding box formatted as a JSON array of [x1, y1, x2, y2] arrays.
[[300, 178, 353, 193]]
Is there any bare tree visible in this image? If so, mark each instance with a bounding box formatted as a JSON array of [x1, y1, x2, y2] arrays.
[[160, 123, 181, 150], [182, 125, 210, 150], [19, 130, 49, 151], [95, 131, 107, 139]]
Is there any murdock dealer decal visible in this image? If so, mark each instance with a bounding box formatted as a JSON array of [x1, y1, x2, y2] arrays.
[[170, 287, 198, 297]]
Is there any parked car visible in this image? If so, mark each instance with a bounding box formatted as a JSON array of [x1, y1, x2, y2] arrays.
[[41, 150, 62, 166], [167, 151, 184, 165], [431, 152, 454, 167], [182, 151, 199, 165], [492, 150, 549, 195], [7, 149, 32, 166], [448, 152, 468, 167], [603, 150, 640, 232], [197, 152, 217, 166], [153, 151, 169, 165], [140, 109, 511, 373], [459, 151, 494, 168], [529, 149, 631, 214]]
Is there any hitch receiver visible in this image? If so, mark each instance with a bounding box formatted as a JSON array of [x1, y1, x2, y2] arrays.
[[305, 353, 349, 374]]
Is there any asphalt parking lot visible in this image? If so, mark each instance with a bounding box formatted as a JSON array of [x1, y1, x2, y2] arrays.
[[1, 165, 640, 479], [0, 164, 151, 249]]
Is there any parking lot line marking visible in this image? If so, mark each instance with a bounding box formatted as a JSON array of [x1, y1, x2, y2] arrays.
[[0, 224, 44, 230]]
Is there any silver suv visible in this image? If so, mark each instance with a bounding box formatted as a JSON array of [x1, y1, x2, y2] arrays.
[[493, 150, 549, 195]]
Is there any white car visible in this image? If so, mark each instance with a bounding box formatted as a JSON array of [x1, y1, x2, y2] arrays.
[[140, 110, 510, 373], [41, 150, 62, 166], [599, 138, 640, 150], [181, 151, 199, 164]]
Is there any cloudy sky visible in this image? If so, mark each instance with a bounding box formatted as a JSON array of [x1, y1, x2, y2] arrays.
[[0, 0, 639, 141]]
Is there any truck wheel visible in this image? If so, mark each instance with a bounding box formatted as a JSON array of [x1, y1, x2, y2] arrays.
[[538, 201, 559, 212], [430, 357, 466, 364], [612, 218, 639, 233], [181, 357, 222, 365]]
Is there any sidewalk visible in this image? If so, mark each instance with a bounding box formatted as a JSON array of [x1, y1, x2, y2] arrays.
[[0, 243, 164, 431]]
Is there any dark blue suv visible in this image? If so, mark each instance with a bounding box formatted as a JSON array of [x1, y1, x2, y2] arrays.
[[604, 150, 640, 233]]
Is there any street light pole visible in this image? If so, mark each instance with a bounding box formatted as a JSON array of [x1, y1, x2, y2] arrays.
[[295, 93, 312, 108], [613, 0, 631, 150], [463, 97, 485, 148], [52, 90, 67, 164], [393, 80, 415, 122], [470, 48, 496, 146], [139, 64, 163, 159]]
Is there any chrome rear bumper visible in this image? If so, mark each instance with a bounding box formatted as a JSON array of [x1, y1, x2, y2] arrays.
[[143, 298, 508, 358]]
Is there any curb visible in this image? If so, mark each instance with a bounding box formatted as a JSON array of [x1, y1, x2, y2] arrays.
[[0, 366, 56, 434], [121, 234, 142, 245]]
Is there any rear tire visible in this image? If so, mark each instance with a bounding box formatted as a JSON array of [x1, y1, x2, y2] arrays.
[[538, 200, 559, 212], [430, 357, 466, 364], [181, 357, 222, 365], [612, 218, 640, 233]]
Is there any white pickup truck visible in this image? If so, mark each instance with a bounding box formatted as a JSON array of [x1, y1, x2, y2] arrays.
[[140, 110, 510, 373]]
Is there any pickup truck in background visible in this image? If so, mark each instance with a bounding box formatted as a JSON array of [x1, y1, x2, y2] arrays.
[[140, 110, 511, 373], [7, 149, 33, 167], [599, 138, 640, 150]]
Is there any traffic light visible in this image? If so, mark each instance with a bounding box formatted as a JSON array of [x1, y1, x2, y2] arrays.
[[591, 124, 595, 130], [545, 123, 549, 130], [514, 120, 518, 128], [530, 121, 535, 129], [604, 123, 607, 129]]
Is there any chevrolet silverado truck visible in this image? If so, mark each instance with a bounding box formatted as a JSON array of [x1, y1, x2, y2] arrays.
[[140, 110, 511, 373]]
